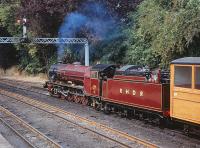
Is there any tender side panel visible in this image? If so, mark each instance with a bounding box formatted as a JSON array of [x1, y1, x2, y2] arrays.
[[103, 79, 163, 112]]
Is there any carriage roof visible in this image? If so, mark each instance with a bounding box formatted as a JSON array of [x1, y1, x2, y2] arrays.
[[171, 57, 200, 65]]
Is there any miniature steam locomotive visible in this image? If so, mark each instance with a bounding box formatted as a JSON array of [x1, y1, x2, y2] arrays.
[[44, 57, 200, 132]]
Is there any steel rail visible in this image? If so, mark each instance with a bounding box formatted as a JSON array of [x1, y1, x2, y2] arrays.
[[0, 116, 36, 148], [0, 89, 159, 148], [0, 78, 43, 86], [0, 105, 61, 148], [0, 79, 48, 96], [0, 87, 133, 148]]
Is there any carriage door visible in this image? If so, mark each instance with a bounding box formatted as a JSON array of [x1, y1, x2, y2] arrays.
[[90, 71, 99, 96]]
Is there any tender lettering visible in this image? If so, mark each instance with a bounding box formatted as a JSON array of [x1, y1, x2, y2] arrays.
[[132, 90, 136, 95], [119, 88, 144, 97], [120, 88, 123, 94], [126, 89, 130, 94], [140, 91, 144, 97]]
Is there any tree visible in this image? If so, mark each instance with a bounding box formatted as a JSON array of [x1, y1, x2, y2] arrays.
[[83, 0, 142, 64], [16, 0, 86, 73], [0, 2, 19, 71], [19, 0, 84, 37], [0, 1, 21, 36], [125, 0, 200, 68], [0, 27, 18, 72]]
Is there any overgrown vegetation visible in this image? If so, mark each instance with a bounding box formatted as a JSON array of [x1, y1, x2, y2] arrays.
[[0, 0, 199, 73], [125, 0, 200, 68]]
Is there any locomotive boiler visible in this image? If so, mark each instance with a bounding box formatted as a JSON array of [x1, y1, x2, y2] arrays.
[[45, 63, 90, 104]]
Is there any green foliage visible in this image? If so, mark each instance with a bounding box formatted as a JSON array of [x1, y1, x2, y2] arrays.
[[18, 44, 57, 74], [1, 0, 200, 74], [0, 3, 20, 70], [0, 3, 21, 36], [126, 0, 200, 68], [24, 58, 43, 74], [61, 48, 77, 64], [18, 47, 44, 74], [47, 54, 57, 68], [93, 34, 128, 64]]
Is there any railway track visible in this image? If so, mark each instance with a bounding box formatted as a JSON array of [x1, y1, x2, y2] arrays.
[[1, 79, 200, 139], [0, 78, 43, 86], [0, 105, 61, 148], [0, 79, 48, 96], [0, 88, 158, 148]]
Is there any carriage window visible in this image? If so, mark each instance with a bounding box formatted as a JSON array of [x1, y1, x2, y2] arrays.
[[174, 66, 192, 88], [195, 67, 200, 89]]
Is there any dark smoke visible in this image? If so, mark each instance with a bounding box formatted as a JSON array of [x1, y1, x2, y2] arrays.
[[57, 2, 119, 61]]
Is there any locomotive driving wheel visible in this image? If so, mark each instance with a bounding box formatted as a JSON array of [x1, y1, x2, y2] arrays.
[[74, 95, 81, 103], [67, 94, 73, 102], [61, 94, 66, 100], [81, 97, 88, 106]]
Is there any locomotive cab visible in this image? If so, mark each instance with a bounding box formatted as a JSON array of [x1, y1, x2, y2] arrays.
[[170, 57, 200, 126], [84, 64, 116, 97]]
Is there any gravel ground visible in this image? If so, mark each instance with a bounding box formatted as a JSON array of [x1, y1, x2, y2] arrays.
[[0, 94, 126, 148], [0, 80, 200, 148], [0, 121, 32, 148]]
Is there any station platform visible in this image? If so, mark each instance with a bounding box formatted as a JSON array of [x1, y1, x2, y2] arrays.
[[0, 134, 13, 148]]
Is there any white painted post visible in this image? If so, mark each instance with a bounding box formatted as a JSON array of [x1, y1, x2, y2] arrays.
[[85, 42, 89, 66], [22, 18, 27, 38]]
